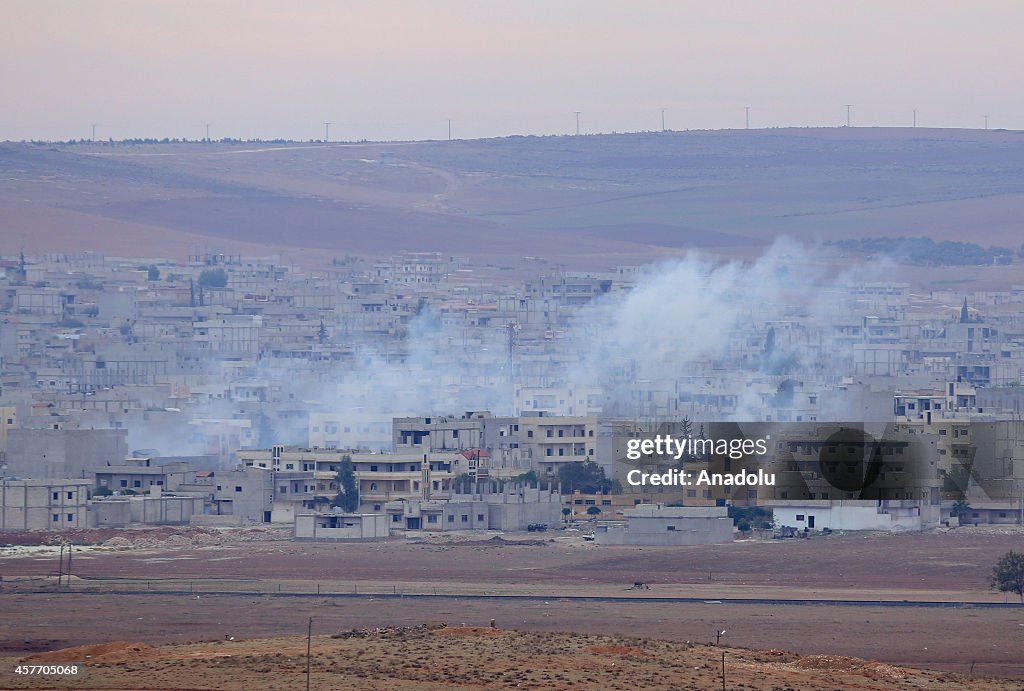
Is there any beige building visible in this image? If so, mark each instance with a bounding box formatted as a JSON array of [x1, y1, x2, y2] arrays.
[[0, 478, 91, 530]]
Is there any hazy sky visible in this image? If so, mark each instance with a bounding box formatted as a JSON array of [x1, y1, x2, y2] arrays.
[[2, 1, 1021, 141]]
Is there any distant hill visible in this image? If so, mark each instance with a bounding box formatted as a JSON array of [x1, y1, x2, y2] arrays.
[[1, 127, 1022, 267]]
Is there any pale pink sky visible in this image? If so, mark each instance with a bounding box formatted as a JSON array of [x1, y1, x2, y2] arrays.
[[2, 1, 1021, 141]]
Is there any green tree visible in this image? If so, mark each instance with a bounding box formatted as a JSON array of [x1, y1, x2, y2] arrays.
[[561, 507, 572, 521], [198, 267, 228, 288], [951, 499, 971, 522], [990, 551, 1024, 603], [557, 460, 612, 494], [452, 473, 474, 493], [586, 506, 602, 516], [147, 264, 160, 281], [330, 456, 359, 513], [515, 470, 538, 486]]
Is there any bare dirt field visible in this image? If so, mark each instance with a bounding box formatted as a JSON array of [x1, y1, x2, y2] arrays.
[[2, 528, 1023, 686], [3, 526, 1019, 595], [0, 623, 1021, 691]]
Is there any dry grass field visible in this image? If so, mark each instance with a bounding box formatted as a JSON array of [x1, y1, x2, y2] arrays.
[[1, 625, 1021, 690], [3, 128, 1024, 282]]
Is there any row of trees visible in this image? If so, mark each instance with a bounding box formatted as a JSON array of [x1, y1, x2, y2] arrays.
[[829, 237, 1016, 266]]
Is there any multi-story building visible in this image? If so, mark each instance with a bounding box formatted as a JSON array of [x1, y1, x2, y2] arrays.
[[0, 478, 91, 530]]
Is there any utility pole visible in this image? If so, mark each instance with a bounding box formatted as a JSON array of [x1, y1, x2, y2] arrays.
[[91, 124, 96, 141], [844, 104, 852, 127], [448, 118, 452, 141], [323, 122, 331, 142], [745, 106, 750, 130], [912, 109, 916, 128], [306, 616, 313, 691], [575, 111, 581, 136], [58, 543, 64, 589], [205, 124, 210, 142], [984, 115, 989, 130]]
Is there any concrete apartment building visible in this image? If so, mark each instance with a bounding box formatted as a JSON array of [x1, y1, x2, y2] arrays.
[[0, 478, 91, 530], [382, 484, 562, 532], [4, 428, 128, 479], [238, 445, 469, 521]]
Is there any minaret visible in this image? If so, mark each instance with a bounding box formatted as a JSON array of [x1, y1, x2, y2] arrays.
[[960, 298, 969, 324]]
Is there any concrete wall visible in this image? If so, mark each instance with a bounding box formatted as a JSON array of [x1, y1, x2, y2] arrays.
[[596, 505, 733, 546], [90, 498, 132, 527], [0, 479, 91, 530], [89, 494, 203, 526], [294, 512, 389, 540], [130, 495, 204, 525]]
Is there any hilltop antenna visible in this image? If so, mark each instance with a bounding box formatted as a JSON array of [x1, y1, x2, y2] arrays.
[[745, 106, 750, 130], [323, 122, 331, 142], [912, 109, 916, 128], [91, 123, 96, 141], [575, 111, 581, 136], [205, 124, 211, 142], [844, 104, 852, 127], [984, 115, 989, 130], [448, 118, 452, 141], [661, 108, 666, 132]]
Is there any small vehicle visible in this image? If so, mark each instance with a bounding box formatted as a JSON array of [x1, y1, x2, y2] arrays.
[[527, 523, 548, 532], [582, 533, 595, 541]]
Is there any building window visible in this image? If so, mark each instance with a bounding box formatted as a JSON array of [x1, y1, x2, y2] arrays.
[[686, 489, 696, 497], [461, 514, 469, 523], [574, 499, 583, 505], [666, 526, 676, 531], [52, 492, 59, 501], [702, 490, 711, 498], [796, 514, 805, 521], [392, 514, 400, 522], [235, 486, 242, 492], [427, 515, 438, 523], [67, 514, 74, 522], [601, 500, 611, 506], [477, 514, 485, 522], [447, 515, 455, 523], [120, 480, 128, 488], [133, 480, 142, 488], [52, 514, 59, 522]]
